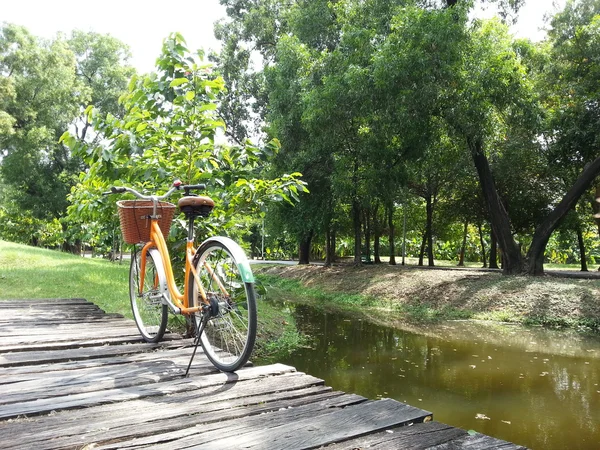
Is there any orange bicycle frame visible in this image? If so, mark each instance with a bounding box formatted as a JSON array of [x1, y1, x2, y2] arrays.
[[137, 220, 207, 315]]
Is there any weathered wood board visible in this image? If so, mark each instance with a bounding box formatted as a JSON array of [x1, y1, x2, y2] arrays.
[[0, 299, 526, 449]]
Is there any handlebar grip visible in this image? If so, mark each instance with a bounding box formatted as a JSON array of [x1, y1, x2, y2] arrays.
[[185, 184, 206, 190], [183, 184, 206, 195], [103, 187, 127, 195]]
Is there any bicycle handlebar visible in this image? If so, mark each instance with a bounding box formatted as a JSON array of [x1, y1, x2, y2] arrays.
[[102, 181, 206, 199]]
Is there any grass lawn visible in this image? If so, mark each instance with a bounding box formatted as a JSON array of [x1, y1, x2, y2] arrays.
[[0, 239, 306, 360], [4, 238, 599, 344], [0, 239, 131, 318]]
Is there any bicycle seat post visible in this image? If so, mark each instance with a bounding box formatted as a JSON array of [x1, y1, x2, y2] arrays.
[[187, 215, 195, 242]]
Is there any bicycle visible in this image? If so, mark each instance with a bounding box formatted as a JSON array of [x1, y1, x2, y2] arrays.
[[104, 180, 257, 373]]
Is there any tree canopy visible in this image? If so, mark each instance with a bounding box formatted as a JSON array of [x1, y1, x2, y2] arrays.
[[2, 0, 599, 276], [211, 0, 600, 274]]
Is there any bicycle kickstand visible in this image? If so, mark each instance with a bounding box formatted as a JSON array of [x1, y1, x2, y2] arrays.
[[184, 311, 210, 378]]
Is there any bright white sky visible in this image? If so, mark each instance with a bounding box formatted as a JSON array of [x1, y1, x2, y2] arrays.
[[2, 0, 566, 73], [1, 0, 227, 73]]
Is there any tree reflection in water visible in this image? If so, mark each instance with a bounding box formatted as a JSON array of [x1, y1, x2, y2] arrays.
[[258, 302, 600, 450]]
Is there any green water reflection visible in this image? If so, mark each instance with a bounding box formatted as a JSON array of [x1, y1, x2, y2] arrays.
[[260, 303, 600, 449]]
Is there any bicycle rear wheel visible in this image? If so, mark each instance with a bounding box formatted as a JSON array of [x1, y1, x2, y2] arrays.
[[130, 248, 168, 343], [189, 237, 257, 372]]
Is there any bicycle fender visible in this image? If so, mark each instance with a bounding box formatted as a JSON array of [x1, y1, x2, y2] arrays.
[[196, 236, 255, 283], [148, 248, 170, 298]]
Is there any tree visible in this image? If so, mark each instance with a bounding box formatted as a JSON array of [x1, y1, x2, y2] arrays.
[[0, 24, 81, 225], [63, 33, 306, 244], [68, 31, 135, 143], [0, 25, 135, 248], [525, 0, 600, 274]]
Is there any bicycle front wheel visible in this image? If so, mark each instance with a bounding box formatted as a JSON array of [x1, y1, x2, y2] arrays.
[[130, 248, 168, 343], [189, 237, 257, 372]]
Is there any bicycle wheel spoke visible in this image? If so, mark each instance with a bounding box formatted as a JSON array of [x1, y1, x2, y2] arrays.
[[188, 239, 256, 372], [130, 250, 168, 343]]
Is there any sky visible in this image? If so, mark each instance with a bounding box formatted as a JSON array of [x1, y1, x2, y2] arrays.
[[2, 0, 567, 73], [2, 0, 228, 73]]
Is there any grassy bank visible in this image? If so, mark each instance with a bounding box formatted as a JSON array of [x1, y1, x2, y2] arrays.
[[256, 263, 600, 332], [0, 240, 132, 317], [0, 239, 299, 359]]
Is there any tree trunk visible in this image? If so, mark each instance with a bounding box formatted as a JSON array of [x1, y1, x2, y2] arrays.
[[469, 137, 522, 274], [489, 228, 499, 269], [418, 229, 427, 266], [352, 200, 362, 265], [388, 204, 396, 265], [577, 226, 588, 272], [325, 226, 337, 267], [458, 220, 468, 267], [363, 207, 371, 263], [373, 204, 381, 263], [593, 184, 600, 236], [425, 194, 434, 267], [331, 229, 336, 263], [402, 206, 407, 265], [478, 223, 487, 268], [298, 230, 313, 265], [525, 156, 600, 275], [325, 229, 332, 267]]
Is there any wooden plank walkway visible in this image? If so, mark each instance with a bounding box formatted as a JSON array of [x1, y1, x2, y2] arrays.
[[0, 299, 525, 449]]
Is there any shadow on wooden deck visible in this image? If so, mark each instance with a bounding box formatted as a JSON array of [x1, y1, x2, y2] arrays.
[[0, 299, 526, 449]]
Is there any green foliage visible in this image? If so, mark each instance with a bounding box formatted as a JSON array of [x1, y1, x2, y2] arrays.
[[0, 24, 135, 249], [0, 24, 82, 221], [63, 33, 306, 245], [544, 0, 600, 171]]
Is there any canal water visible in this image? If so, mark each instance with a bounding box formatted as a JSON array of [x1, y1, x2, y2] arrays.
[[258, 302, 600, 449]]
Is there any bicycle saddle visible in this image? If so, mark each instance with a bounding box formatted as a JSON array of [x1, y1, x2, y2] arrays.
[[178, 195, 215, 218]]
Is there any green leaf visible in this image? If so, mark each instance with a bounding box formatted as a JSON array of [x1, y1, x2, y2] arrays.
[[185, 91, 195, 101], [199, 103, 217, 111], [58, 131, 70, 144], [169, 78, 189, 87], [136, 123, 148, 132]]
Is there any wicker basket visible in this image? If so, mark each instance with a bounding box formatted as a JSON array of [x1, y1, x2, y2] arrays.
[[117, 200, 176, 244]]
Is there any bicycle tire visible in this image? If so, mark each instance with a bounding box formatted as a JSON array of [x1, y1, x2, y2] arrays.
[[130, 248, 168, 343], [188, 237, 257, 372]]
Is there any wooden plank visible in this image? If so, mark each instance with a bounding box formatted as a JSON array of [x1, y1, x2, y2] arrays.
[[0, 305, 107, 314], [3, 391, 362, 450], [95, 393, 368, 450], [180, 398, 432, 450], [0, 328, 143, 346], [0, 330, 185, 353], [0, 321, 137, 337], [0, 373, 340, 450], [0, 339, 190, 367], [0, 363, 297, 419], [0, 345, 202, 381], [322, 421, 466, 449], [0, 355, 218, 404], [0, 334, 145, 353], [430, 432, 527, 449], [0, 298, 95, 306], [1, 372, 326, 434], [0, 305, 124, 324], [0, 316, 125, 327], [0, 297, 525, 450]]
